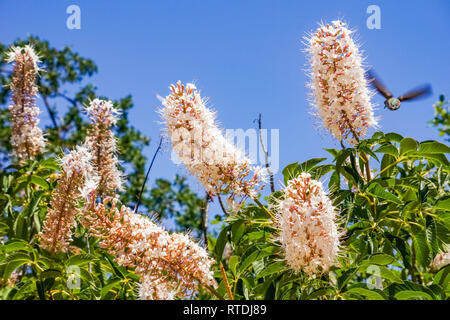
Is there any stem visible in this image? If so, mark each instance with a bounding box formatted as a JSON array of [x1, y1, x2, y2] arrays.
[[258, 113, 274, 193], [42, 95, 59, 131], [200, 192, 211, 248], [217, 194, 229, 216], [135, 137, 162, 213]]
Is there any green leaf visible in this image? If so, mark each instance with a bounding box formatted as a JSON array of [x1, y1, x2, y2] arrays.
[[256, 261, 286, 279], [433, 265, 450, 289], [435, 198, 450, 211], [377, 266, 403, 284], [16, 175, 50, 190], [394, 290, 433, 300], [411, 230, 432, 268], [39, 158, 60, 171], [366, 183, 402, 205], [238, 245, 278, 274], [3, 253, 33, 280], [214, 226, 230, 260], [1, 239, 34, 253], [385, 132, 403, 143], [66, 254, 96, 266], [228, 256, 239, 277], [368, 253, 395, 266], [375, 144, 399, 158], [400, 138, 419, 155], [306, 287, 335, 300], [345, 287, 385, 300], [282, 158, 327, 184], [418, 141, 450, 154]]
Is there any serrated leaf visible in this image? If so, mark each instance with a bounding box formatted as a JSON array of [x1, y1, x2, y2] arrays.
[[16, 175, 50, 190], [418, 141, 450, 154], [368, 253, 395, 266], [394, 290, 433, 300], [375, 144, 399, 157], [345, 287, 385, 300], [256, 261, 286, 279], [214, 226, 230, 260], [367, 183, 402, 205]]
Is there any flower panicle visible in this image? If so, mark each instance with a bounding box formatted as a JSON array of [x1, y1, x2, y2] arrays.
[[39, 145, 98, 253], [305, 20, 377, 144], [84, 98, 124, 198], [83, 197, 217, 299], [6, 44, 46, 160], [274, 172, 342, 275], [160, 81, 266, 211]]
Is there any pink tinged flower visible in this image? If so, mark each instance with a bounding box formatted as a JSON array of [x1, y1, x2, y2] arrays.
[[84, 98, 124, 198], [431, 252, 450, 271], [6, 45, 46, 160], [138, 274, 177, 300], [83, 198, 217, 299], [39, 145, 98, 253], [274, 172, 341, 275], [160, 81, 266, 210], [305, 20, 377, 144]]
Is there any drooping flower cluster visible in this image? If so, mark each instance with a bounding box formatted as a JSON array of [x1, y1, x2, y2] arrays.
[[39, 146, 98, 253], [431, 252, 450, 271], [83, 196, 217, 299], [274, 172, 341, 275], [6, 45, 46, 160], [84, 98, 123, 198], [306, 20, 377, 144], [160, 81, 265, 210]]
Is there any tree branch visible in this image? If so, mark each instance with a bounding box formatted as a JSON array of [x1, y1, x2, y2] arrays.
[[135, 137, 163, 213]]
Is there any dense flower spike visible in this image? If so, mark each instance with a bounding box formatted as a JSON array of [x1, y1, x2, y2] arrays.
[[6, 45, 46, 160], [274, 172, 341, 275], [160, 81, 265, 210], [84, 98, 123, 198], [431, 252, 450, 271], [306, 20, 377, 144], [83, 197, 217, 299], [39, 146, 98, 253]]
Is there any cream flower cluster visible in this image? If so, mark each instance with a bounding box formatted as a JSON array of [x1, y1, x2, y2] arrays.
[[84, 98, 123, 198], [138, 274, 176, 300], [6, 45, 46, 160], [160, 81, 265, 210], [275, 172, 340, 275], [306, 20, 377, 144], [83, 197, 217, 299], [39, 145, 98, 253], [431, 252, 450, 271]]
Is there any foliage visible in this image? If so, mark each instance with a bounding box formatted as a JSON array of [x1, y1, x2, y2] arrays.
[[430, 95, 450, 141], [0, 37, 449, 300], [209, 133, 450, 300]]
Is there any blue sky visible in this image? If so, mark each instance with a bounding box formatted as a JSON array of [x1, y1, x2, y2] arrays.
[[1, 1, 449, 228]]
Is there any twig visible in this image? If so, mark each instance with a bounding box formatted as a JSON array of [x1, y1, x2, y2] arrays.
[[42, 95, 59, 130], [200, 192, 211, 248], [135, 137, 163, 213], [220, 262, 233, 300], [258, 113, 275, 193], [217, 194, 229, 216]]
